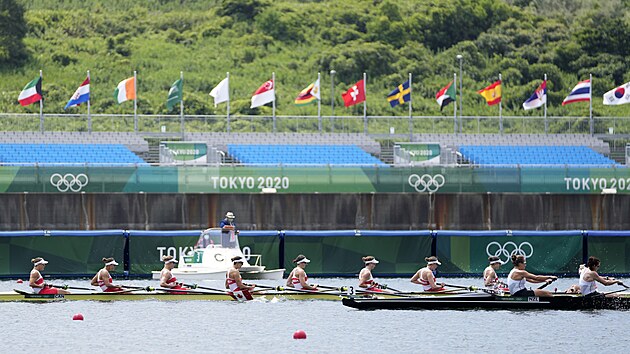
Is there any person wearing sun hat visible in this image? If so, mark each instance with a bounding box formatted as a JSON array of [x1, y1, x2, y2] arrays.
[[225, 256, 255, 301], [91, 257, 124, 292], [159, 255, 189, 293], [29, 257, 71, 295], [286, 254, 318, 291], [411, 256, 445, 292], [483, 256, 507, 291], [358, 256, 388, 292]]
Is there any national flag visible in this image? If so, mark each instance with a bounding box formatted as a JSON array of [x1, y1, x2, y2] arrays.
[[562, 79, 590, 106], [209, 78, 229, 107], [250, 79, 275, 108], [522, 80, 547, 110], [341, 79, 366, 107], [114, 77, 136, 104], [603, 82, 630, 106], [435, 80, 456, 111], [294, 78, 320, 106], [387, 80, 411, 108], [18, 76, 42, 106], [477, 80, 502, 106], [64, 77, 90, 109], [166, 78, 183, 111]]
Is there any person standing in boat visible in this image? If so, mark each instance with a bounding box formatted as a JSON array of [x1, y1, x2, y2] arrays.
[[159, 256, 189, 293], [507, 254, 556, 297], [219, 211, 238, 248], [483, 256, 507, 291], [91, 257, 124, 292], [579, 256, 624, 297], [29, 257, 71, 295], [226, 256, 256, 301], [411, 256, 445, 292], [286, 254, 318, 291], [358, 256, 390, 292]]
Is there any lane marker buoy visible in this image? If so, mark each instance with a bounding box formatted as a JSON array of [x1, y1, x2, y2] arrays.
[[293, 330, 307, 339]]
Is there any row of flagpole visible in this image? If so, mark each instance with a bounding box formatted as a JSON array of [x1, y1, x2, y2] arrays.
[[17, 69, 627, 135]]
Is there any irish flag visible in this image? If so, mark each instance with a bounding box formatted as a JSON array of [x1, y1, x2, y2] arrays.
[[114, 77, 136, 103], [18, 76, 43, 106]]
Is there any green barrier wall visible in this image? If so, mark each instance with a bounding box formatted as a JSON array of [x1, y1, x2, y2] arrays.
[[586, 232, 630, 274], [239, 233, 281, 271], [283, 231, 432, 275], [0, 230, 125, 276], [436, 231, 583, 275]]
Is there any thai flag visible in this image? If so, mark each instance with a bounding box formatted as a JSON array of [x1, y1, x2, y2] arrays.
[[64, 77, 90, 109], [562, 79, 590, 106], [522, 80, 547, 110]]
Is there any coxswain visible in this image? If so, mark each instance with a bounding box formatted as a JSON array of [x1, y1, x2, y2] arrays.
[[410, 256, 445, 292], [225, 256, 255, 301], [507, 255, 556, 297], [286, 254, 318, 291], [358, 256, 390, 292], [483, 256, 507, 291], [579, 256, 624, 297], [91, 257, 124, 292], [159, 256, 189, 293], [29, 258, 70, 295]]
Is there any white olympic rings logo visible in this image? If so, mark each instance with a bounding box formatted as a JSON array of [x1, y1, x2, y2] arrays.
[[50, 173, 89, 192], [486, 241, 534, 265], [408, 174, 445, 193]]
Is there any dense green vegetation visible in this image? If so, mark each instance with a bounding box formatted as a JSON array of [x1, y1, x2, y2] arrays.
[[1, 0, 630, 133]]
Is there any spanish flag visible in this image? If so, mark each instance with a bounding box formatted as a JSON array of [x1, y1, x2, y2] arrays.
[[477, 80, 502, 106]]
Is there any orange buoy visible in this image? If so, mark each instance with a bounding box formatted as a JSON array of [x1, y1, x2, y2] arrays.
[[72, 313, 84, 321], [293, 330, 307, 339], [16, 279, 23, 284]]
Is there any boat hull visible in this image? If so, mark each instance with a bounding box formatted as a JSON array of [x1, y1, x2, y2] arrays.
[[150, 268, 285, 281]]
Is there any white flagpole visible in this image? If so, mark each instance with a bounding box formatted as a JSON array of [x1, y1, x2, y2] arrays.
[[87, 70, 92, 133], [133, 70, 138, 133], [499, 73, 503, 134], [363, 72, 367, 134], [39, 69, 44, 132], [227, 72, 231, 133], [454, 73, 457, 134], [408, 72, 412, 141], [180, 71, 184, 135], [589, 73, 593, 136], [272, 71, 276, 133], [317, 72, 322, 132], [544, 73, 548, 134]]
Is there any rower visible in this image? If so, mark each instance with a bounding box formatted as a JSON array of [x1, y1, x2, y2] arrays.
[[483, 256, 507, 291], [579, 256, 623, 297], [91, 257, 124, 292], [286, 254, 318, 291], [410, 256, 445, 292], [507, 254, 556, 297], [29, 258, 71, 295], [358, 256, 390, 292], [226, 256, 255, 301], [159, 256, 189, 293]]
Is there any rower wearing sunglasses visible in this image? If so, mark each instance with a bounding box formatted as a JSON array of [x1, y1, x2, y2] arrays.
[[579, 256, 624, 297], [507, 254, 556, 297]]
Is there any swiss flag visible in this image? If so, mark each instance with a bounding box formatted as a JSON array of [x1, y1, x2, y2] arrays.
[[342, 79, 366, 107]]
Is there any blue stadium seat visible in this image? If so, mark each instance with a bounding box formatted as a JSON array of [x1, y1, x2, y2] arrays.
[[0, 144, 148, 166], [227, 144, 386, 166], [459, 145, 619, 166]]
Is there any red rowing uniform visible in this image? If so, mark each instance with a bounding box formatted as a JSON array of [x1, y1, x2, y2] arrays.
[[359, 269, 383, 292], [419, 275, 444, 292], [226, 271, 253, 300], [165, 276, 188, 294], [98, 270, 123, 292], [31, 270, 58, 295]]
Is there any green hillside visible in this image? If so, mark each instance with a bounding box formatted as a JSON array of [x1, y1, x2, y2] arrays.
[[1, 0, 630, 133]]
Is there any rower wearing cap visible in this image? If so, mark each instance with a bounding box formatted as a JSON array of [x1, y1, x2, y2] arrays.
[[484, 256, 507, 291], [286, 254, 318, 291], [507, 254, 556, 297], [29, 257, 71, 295], [358, 256, 387, 292], [91, 257, 124, 292], [579, 256, 624, 297], [159, 256, 189, 293], [411, 256, 445, 292], [226, 256, 255, 301]]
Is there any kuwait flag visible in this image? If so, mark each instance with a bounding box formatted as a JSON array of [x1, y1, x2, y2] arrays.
[[65, 77, 90, 109], [18, 76, 43, 106], [603, 82, 630, 105], [114, 77, 136, 103], [294, 78, 320, 106], [435, 80, 455, 111], [251, 79, 275, 108]]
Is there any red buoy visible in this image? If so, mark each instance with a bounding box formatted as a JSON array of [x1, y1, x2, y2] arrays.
[[72, 313, 84, 321], [16, 279, 23, 284], [293, 330, 307, 339]]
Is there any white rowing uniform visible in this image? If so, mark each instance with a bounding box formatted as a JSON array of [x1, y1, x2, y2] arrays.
[[31, 270, 44, 294], [226, 271, 240, 292], [291, 269, 307, 290], [507, 269, 526, 295], [579, 271, 597, 296]]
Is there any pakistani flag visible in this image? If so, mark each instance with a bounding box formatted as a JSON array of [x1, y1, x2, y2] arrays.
[[167, 78, 183, 111], [435, 80, 456, 111]]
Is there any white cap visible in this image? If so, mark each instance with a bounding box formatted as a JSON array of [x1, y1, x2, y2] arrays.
[[365, 259, 379, 264], [232, 257, 244, 264], [164, 259, 178, 264], [296, 257, 311, 264], [34, 259, 49, 266], [105, 260, 119, 266], [427, 260, 441, 265], [226, 212, 235, 218]]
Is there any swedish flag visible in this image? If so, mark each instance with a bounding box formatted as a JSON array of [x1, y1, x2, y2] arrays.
[[387, 80, 411, 107]]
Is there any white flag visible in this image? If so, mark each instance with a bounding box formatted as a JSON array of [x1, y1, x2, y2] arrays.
[[603, 82, 630, 105], [250, 79, 275, 108], [209, 77, 229, 107]]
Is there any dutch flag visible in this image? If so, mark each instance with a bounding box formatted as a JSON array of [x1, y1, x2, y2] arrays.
[[562, 79, 590, 106], [65, 77, 90, 109]]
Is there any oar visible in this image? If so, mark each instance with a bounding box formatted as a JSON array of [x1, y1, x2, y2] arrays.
[[443, 283, 476, 291], [275, 286, 342, 295], [602, 282, 629, 296], [120, 285, 155, 292], [315, 284, 349, 292], [182, 283, 230, 293], [353, 288, 419, 298], [380, 284, 402, 292], [155, 288, 229, 295], [537, 278, 557, 290], [51, 284, 96, 291]]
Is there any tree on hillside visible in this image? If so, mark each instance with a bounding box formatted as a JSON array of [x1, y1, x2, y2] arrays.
[[0, 0, 27, 66]]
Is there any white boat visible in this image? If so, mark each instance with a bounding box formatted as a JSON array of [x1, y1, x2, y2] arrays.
[[151, 228, 284, 281]]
